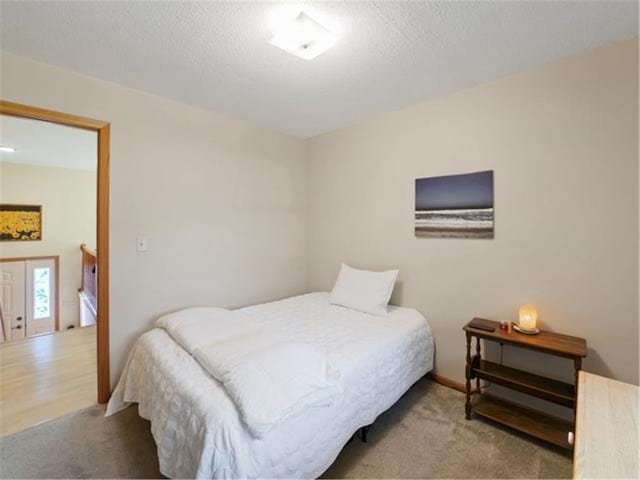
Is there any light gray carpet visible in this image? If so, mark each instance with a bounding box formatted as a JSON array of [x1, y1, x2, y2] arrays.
[[0, 378, 571, 479]]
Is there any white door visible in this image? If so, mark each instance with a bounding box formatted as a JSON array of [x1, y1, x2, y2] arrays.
[[0, 261, 27, 341], [26, 259, 56, 337]]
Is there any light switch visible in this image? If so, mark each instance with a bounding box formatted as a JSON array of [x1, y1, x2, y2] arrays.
[[136, 236, 148, 252]]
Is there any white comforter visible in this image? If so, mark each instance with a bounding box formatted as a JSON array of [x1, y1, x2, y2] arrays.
[[155, 308, 341, 437], [107, 292, 434, 479]]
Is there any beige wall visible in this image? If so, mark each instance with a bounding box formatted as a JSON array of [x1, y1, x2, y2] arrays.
[[2, 39, 637, 396], [0, 161, 96, 330], [306, 39, 639, 386], [1, 52, 307, 386]]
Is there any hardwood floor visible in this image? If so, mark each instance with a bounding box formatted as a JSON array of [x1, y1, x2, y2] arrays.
[[0, 326, 97, 436]]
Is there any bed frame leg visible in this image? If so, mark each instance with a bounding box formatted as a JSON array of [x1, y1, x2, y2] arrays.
[[358, 425, 371, 443]]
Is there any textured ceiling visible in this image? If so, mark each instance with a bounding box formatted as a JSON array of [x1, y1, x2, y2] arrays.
[[1, 1, 637, 138], [0, 115, 97, 171]]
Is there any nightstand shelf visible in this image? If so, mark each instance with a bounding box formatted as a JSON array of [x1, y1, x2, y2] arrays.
[[472, 358, 575, 407], [463, 318, 587, 450], [472, 393, 573, 449]]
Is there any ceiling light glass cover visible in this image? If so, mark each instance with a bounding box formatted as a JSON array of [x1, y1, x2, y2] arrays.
[[268, 12, 338, 60]]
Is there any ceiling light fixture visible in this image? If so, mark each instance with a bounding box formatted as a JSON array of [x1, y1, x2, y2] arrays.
[[0, 146, 16, 153], [268, 11, 338, 60]]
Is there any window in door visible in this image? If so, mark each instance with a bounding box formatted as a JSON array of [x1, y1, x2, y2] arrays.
[[25, 258, 56, 338], [33, 267, 51, 320]]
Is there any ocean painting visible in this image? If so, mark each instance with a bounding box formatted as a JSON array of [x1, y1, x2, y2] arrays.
[[415, 171, 494, 239]]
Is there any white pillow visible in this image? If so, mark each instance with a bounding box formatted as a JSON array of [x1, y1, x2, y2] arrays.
[[329, 264, 399, 316]]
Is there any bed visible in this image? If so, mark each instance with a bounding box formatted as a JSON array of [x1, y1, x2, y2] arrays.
[[107, 292, 434, 479]]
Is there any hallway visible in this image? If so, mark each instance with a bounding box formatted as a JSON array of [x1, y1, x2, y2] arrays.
[[0, 326, 96, 436]]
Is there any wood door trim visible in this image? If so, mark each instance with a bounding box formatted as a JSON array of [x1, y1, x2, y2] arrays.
[[0, 100, 108, 131], [0, 295, 5, 343], [0, 255, 60, 332], [96, 123, 110, 404], [0, 101, 111, 404], [1, 255, 59, 262]]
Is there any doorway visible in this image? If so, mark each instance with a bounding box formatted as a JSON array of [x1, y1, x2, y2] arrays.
[[0, 101, 110, 435]]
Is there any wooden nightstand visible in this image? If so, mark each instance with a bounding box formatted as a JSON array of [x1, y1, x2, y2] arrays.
[[463, 318, 587, 449]]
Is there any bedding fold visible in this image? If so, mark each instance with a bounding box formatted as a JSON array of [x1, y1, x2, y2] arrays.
[[155, 307, 341, 437], [155, 307, 254, 353]]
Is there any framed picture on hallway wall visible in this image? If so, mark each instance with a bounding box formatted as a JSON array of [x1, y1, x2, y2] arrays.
[[415, 171, 494, 239], [0, 204, 43, 241]]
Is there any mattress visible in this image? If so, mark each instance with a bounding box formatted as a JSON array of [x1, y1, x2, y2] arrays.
[[108, 292, 434, 479]]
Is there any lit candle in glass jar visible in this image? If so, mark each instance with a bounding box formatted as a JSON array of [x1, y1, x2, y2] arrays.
[[518, 304, 538, 331]]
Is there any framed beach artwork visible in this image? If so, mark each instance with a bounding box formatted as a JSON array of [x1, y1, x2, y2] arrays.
[[0, 204, 43, 241], [415, 171, 494, 239]]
